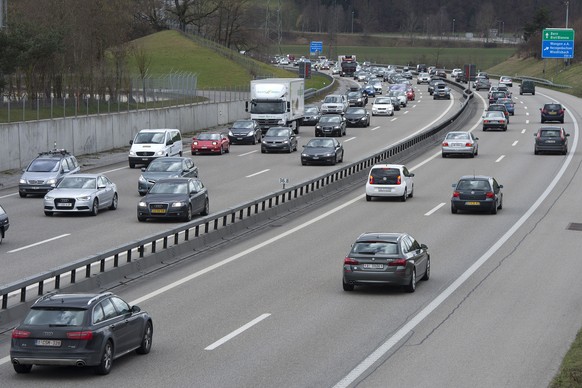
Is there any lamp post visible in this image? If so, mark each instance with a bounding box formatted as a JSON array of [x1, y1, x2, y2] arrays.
[[351, 11, 354, 34], [452, 18, 455, 37], [565, 1, 569, 28]]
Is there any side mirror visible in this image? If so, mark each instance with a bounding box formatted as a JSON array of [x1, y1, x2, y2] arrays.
[[141, 167, 147, 172], [131, 305, 141, 313], [129, 140, 134, 145], [420, 244, 428, 250], [451, 183, 457, 188], [498, 184, 504, 188]]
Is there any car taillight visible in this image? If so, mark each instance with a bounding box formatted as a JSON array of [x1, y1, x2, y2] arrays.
[[561, 132, 565, 141], [559, 109, 564, 115], [536, 131, 541, 139], [465, 142, 472, 147], [344, 257, 359, 265], [12, 329, 31, 339], [369, 175, 374, 184], [452, 191, 460, 198], [388, 258, 407, 267], [486, 191, 495, 198], [397, 175, 401, 185], [67, 331, 94, 340], [442, 142, 449, 146]]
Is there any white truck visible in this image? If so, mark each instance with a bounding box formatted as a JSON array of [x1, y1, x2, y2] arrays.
[[246, 78, 305, 135]]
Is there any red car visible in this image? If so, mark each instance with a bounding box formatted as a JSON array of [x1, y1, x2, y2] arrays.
[[191, 132, 230, 155], [406, 87, 416, 101]]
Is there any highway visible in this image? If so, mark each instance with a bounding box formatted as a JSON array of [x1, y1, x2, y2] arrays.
[[1, 78, 581, 387]]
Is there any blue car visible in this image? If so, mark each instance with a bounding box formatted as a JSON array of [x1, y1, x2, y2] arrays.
[[362, 85, 376, 97], [497, 98, 515, 116]]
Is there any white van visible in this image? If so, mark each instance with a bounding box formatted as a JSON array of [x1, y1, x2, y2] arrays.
[[128, 129, 183, 168]]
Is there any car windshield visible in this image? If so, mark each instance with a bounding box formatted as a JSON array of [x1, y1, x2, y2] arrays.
[[351, 242, 398, 255], [446, 132, 470, 140], [197, 133, 221, 140], [375, 98, 392, 104], [147, 160, 183, 172], [457, 180, 491, 191], [306, 139, 334, 148], [150, 182, 188, 194], [324, 96, 340, 103], [58, 177, 96, 189], [545, 104, 561, 110], [319, 116, 341, 123], [134, 132, 165, 144], [347, 108, 365, 114], [0, 205, 6, 215], [27, 159, 60, 172], [23, 308, 85, 326], [265, 128, 290, 137], [232, 121, 253, 129], [305, 107, 318, 114], [347, 92, 360, 98]]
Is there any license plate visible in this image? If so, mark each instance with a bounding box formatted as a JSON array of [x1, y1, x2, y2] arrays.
[[549, 112, 556, 115], [466, 201, 480, 205], [451, 143, 462, 147], [363, 264, 384, 269], [59, 202, 73, 207], [141, 158, 148, 161], [237, 137, 243, 140], [202, 146, 208, 149], [378, 188, 392, 192], [546, 140, 555, 143], [312, 156, 319, 159], [151, 209, 166, 214], [36, 339, 61, 347]]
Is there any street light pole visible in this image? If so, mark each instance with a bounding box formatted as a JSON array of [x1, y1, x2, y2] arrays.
[[452, 18, 455, 37], [565, 1, 569, 28], [351, 11, 354, 34]]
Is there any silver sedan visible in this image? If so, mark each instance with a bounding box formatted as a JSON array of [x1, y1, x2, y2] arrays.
[[43, 174, 118, 216], [441, 131, 479, 158]]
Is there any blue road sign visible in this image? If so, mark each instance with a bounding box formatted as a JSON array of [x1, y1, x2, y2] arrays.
[[310, 41, 323, 54], [542, 40, 574, 59]]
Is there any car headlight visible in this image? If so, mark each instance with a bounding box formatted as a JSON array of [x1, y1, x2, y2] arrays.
[[333, 126, 340, 129], [282, 140, 289, 144], [301, 153, 307, 157], [156, 150, 165, 156], [19, 178, 26, 184], [138, 175, 146, 183], [360, 117, 367, 121], [45, 195, 54, 200], [171, 201, 186, 208], [212, 141, 218, 146], [76, 195, 91, 201], [138, 201, 147, 207], [228, 130, 233, 136], [129, 150, 136, 156], [316, 125, 321, 129], [277, 120, 285, 125], [247, 130, 254, 136], [46, 178, 57, 186], [325, 153, 333, 157], [192, 141, 198, 146]]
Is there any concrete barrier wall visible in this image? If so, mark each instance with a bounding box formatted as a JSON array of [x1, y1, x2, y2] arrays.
[[0, 100, 247, 171]]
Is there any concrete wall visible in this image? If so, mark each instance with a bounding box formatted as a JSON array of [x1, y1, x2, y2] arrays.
[[0, 100, 247, 171]]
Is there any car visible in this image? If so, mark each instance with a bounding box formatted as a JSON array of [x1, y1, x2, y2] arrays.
[[191, 132, 230, 155], [315, 114, 347, 137], [301, 138, 344, 165], [497, 98, 515, 115], [487, 103, 510, 121], [344, 107, 370, 127], [43, 174, 118, 216], [474, 77, 491, 91], [137, 177, 209, 222], [370, 80, 383, 95], [261, 126, 298, 151], [435, 69, 447, 78], [482, 111, 508, 131], [433, 84, 451, 100], [534, 126, 569, 155], [227, 119, 261, 145], [278, 57, 290, 65], [302, 105, 322, 126], [477, 71, 489, 79], [342, 232, 430, 293], [499, 76, 513, 87], [346, 91, 366, 107], [428, 79, 444, 95], [387, 90, 407, 107], [451, 175, 503, 214], [417, 72, 431, 84], [488, 91, 508, 105], [406, 87, 416, 101], [388, 96, 401, 111], [0, 204, 9, 244], [331, 66, 341, 75], [362, 85, 376, 97], [441, 131, 479, 158], [402, 71, 413, 80], [321, 94, 348, 114], [10, 292, 152, 375], [416, 63, 428, 73], [19, 149, 80, 198], [128, 129, 183, 168], [371, 97, 395, 116], [137, 157, 198, 196], [472, 76, 487, 89], [365, 164, 414, 202], [495, 84, 512, 98], [540, 103, 565, 123], [520, 79, 535, 95], [451, 68, 463, 79]]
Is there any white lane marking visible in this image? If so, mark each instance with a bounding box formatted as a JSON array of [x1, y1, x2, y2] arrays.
[[424, 203, 445, 216], [403, 111, 409, 114], [246, 169, 270, 178], [334, 92, 579, 388], [495, 155, 505, 162], [205, 313, 271, 350], [512, 141, 519, 146], [8, 234, 71, 253], [103, 166, 127, 173], [391, 117, 398, 121], [239, 150, 259, 157], [0, 193, 18, 199], [0, 356, 8, 365], [524, 106, 528, 109], [343, 137, 356, 143], [412, 105, 417, 108], [370, 126, 380, 131], [521, 129, 526, 134]]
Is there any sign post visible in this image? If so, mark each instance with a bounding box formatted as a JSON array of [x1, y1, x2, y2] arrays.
[[310, 41, 323, 56], [541, 28, 575, 59]]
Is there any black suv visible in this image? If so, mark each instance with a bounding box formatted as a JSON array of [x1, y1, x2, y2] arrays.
[[520, 79, 535, 95], [540, 103, 565, 123], [19, 149, 80, 197], [11, 292, 153, 375]]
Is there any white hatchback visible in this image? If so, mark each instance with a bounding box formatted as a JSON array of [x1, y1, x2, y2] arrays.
[[365, 164, 414, 201], [371, 97, 394, 116]]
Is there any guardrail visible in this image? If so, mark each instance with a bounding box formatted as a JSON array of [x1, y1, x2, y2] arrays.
[[0, 81, 474, 327]]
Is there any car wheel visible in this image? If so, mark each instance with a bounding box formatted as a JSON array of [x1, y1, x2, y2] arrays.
[[561, 119, 564, 124], [301, 161, 307, 166], [19, 192, 27, 198], [136, 322, 153, 355], [408, 185, 414, 198], [401, 189, 407, 202], [498, 196, 503, 210], [469, 151, 475, 158], [342, 279, 354, 291], [220, 146, 224, 155], [13, 364, 32, 374], [108, 193, 118, 210], [503, 126, 507, 131], [44, 211, 53, 216], [421, 257, 430, 281], [94, 341, 113, 375], [261, 148, 266, 153], [534, 148, 539, 155], [442, 152, 447, 158], [491, 202, 498, 214], [251, 137, 256, 145], [366, 195, 372, 201], [451, 204, 458, 214], [90, 199, 99, 216], [137, 216, 146, 222], [200, 198, 209, 216], [339, 152, 344, 163], [129, 162, 135, 169], [483, 127, 487, 131], [562, 148, 568, 155], [404, 268, 416, 293], [185, 205, 192, 222]]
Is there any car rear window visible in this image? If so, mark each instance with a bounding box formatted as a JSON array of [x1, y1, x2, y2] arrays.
[[370, 168, 401, 185], [24, 308, 85, 326], [456, 180, 491, 191], [540, 129, 561, 137], [544, 104, 561, 110], [351, 242, 398, 255]]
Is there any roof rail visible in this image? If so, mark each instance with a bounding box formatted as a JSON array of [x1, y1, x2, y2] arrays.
[[38, 149, 70, 157], [32, 290, 60, 305], [87, 292, 113, 306]]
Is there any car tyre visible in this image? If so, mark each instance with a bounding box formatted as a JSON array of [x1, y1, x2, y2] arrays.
[[90, 199, 99, 216], [137, 216, 146, 222], [342, 279, 354, 291], [136, 322, 153, 355], [534, 148, 539, 155], [404, 269, 416, 293], [13, 364, 32, 374], [44, 211, 53, 216], [108, 193, 118, 210], [491, 202, 498, 214], [19, 192, 27, 198], [95, 341, 113, 375], [401, 189, 407, 202], [451, 204, 458, 214], [408, 186, 414, 198], [421, 257, 430, 281], [442, 152, 447, 158], [185, 205, 192, 222], [200, 198, 209, 216], [129, 162, 135, 169]]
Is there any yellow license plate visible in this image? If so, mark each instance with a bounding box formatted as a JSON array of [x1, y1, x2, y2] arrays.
[[466, 201, 480, 205], [151, 209, 166, 214]]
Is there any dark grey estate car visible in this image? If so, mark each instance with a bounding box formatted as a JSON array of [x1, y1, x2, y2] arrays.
[[10, 292, 153, 375], [534, 126, 569, 155], [0, 204, 9, 244], [343, 232, 430, 293], [138, 157, 198, 195], [19, 149, 80, 197], [451, 175, 503, 214]]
